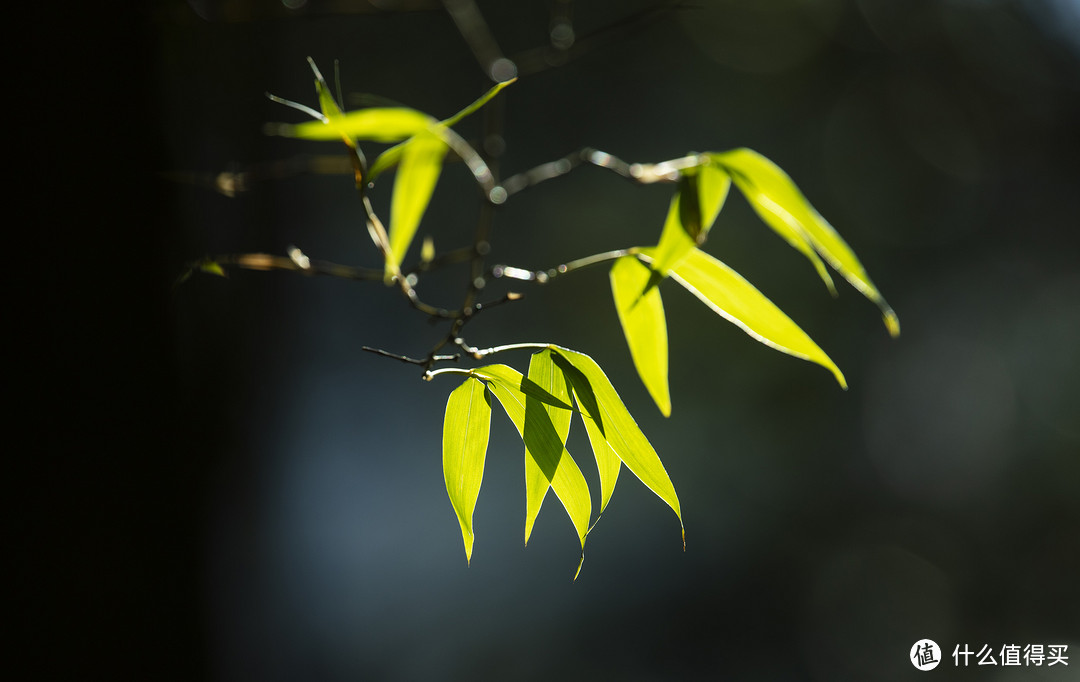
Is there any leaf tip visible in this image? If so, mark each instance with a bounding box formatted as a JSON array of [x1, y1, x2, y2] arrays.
[[833, 367, 848, 391], [573, 552, 585, 582], [884, 309, 901, 338]]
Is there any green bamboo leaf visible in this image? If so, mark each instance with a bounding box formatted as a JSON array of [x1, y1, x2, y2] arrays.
[[647, 246, 847, 388], [386, 131, 449, 279], [274, 108, 435, 143], [708, 149, 835, 295], [200, 261, 226, 278], [477, 364, 591, 548], [549, 347, 684, 546], [569, 372, 622, 516], [650, 164, 732, 276], [369, 80, 515, 183], [709, 148, 899, 336], [471, 364, 574, 411], [610, 256, 671, 416], [524, 351, 576, 545], [442, 377, 492, 565], [369, 141, 407, 182], [649, 191, 694, 277], [311, 64, 344, 123], [441, 77, 517, 127]]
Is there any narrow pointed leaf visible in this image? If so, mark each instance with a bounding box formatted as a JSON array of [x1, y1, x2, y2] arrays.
[[276, 108, 435, 143], [480, 366, 591, 548], [386, 131, 448, 279], [311, 67, 345, 123], [650, 165, 732, 276], [369, 80, 515, 183], [649, 191, 695, 276], [200, 261, 226, 278], [471, 364, 575, 411], [697, 163, 731, 235], [550, 347, 683, 544], [441, 78, 517, 127], [575, 388, 622, 515], [710, 148, 898, 336], [443, 377, 492, 564], [649, 246, 846, 388], [523, 351, 576, 545], [610, 256, 670, 416], [368, 141, 407, 182]]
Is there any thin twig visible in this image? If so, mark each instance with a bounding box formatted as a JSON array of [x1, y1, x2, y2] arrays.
[[186, 253, 384, 280], [491, 247, 640, 283], [500, 148, 706, 199], [362, 346, 460, 366]]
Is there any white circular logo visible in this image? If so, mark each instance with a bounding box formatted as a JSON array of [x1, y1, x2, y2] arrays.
[[911, 639, 942, 671]]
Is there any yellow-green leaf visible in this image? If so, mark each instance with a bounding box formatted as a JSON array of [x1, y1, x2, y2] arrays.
[[200, 261, 226, 278], [443, 377, 492, 565], [524, 351, 576, 546], [311, 64, 344, 123], [550, 347, 684, 546], [697, 163, 731, 235], [277, 108, 435, 143], [650, 164, 731, 276], [610, 256, 670, 416], [567, 363, 622, 516], [649, 190, 695, 276], [709, 148, 899, 336], [368, 140, 408, 182], [441, 78, 517, 127], [650, 246, 847, 388], [478, 364, 591, 548], [470, 364, 574, 411], [368, 79, 515, 183], [386, 131, 448, 279]]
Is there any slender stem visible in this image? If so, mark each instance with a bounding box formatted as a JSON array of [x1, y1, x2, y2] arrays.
[[362, 347, 460, 366], [424, 367, 475, 381], [187, 253, 384, 281], [500, 148, 706, 199], [492, 247, 639, 283], [456, 340, 552, 359]]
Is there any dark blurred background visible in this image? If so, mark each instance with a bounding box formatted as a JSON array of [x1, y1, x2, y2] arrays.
[[34, 0, 1079, 679]]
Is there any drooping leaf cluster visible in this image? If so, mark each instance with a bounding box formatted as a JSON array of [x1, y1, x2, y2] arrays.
[[611, 150, 899, 417], [441, 346, 681, 578]]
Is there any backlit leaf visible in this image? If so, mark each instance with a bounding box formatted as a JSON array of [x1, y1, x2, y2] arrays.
[[441, 78, 517, 127], [310, 58, 345, 123], [550, 347, 684, 546], [649, 191, 694, 277], [369, 79, 515, 183], [479, 365, 591, 549], [709, 148, 899, 336], [567, 363, 621, 515], [610, 256, 671, 416], [650, 246, 847, 388], [470, 364, 574, 411], [386, 131, 448, 279], [200, 261, 226, 278], [276, 108, 435, 143], [443, 377, 492, 564], [524, 351, 576, 546], [650, 164, 731, 276]]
